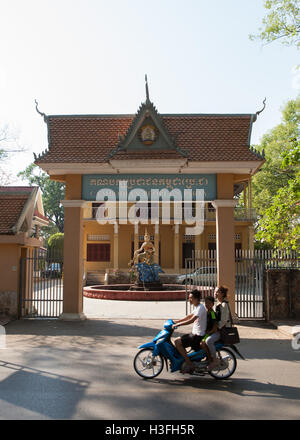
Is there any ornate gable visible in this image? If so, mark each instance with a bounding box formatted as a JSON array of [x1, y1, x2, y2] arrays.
[[107, 77, 188, 160]]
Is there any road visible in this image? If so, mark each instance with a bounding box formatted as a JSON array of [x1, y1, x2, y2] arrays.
[[0, 318, 299, 420]]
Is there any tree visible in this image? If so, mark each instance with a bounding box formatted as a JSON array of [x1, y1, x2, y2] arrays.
[[252, 97, 300, 251], [250, 0, 300, 48], [48, 233, 64, 252], [0, 124, 23, 185], [255, 143, 300, 251], [251, 96, 299, 216], [18, 163, 65, 232]]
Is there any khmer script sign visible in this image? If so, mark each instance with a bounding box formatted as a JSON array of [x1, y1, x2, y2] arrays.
[[82, 174, 217, 201]]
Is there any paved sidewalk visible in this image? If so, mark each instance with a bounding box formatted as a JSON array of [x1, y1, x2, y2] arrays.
[[269, 320, 300, 339]]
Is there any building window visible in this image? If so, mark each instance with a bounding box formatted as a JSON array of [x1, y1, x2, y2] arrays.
[[87, 243, 110, 262], [183, 234, 195, 242], [136, 203, 152, 220], [235, 243, 242, 251], [87, 234, 110, 241], [208, 242, 216, 251], [138, 235, 154, 241], [182, 202, 196, 218], [92, 203, 105, 219]]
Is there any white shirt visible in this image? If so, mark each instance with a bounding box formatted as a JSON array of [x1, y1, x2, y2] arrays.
[[192, 303, 207, 336], [216, 301, 231, 329]]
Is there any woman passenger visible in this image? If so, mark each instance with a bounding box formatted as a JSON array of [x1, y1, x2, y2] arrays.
[[205, 285, 230, 370], [201, 296, 218, 368]]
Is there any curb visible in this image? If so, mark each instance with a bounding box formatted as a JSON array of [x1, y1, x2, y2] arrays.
[[269, 321, 299, 339]]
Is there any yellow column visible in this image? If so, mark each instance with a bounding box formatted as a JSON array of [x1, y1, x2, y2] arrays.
[[243, 182, 247, 218], [60, 200, 87, 320], [113, 223, 119, 269], [212, 199, 238, 315], [134, 223, 139, 257], [248, 178, 251, 218], [195, 229, 202, 259], [248, 226, 254, 251], [174, 224, 180, 271], [154, 223, 159, 264]]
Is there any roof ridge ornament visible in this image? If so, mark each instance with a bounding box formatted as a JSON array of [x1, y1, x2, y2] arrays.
[[145, 74, 150, 103], [253, 98, 266, 122], [106, 77, 189, 160], [35, 100, 48, 123]]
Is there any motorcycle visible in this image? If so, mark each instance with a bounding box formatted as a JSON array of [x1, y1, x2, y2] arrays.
[[133, 319, 244, 380]]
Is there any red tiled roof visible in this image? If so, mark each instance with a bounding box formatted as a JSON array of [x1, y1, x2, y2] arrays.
[[35, 114, 261, 164], [33, 210, 49, 222], [0, 194, 30, 234], [0, 186, 34, 194]]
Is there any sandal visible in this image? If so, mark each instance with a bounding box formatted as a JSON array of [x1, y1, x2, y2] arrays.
[[207, 360, 219, 371], [181, 362, 195, 374]]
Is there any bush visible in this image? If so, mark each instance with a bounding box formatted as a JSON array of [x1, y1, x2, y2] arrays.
[[48, 233, 64, 253]]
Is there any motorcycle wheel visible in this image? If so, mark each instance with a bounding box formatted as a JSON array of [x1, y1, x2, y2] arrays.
[[208, 348, 237, 380], [133, 348, 164, 379]]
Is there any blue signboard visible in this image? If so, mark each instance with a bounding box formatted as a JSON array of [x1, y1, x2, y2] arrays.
[[82, 174, 217, 201]]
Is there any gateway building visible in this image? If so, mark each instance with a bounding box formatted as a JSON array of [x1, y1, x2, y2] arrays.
[[35, 83, 264, 319]]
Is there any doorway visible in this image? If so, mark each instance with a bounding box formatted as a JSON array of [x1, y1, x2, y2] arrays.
[[182, 242, 195, 268]]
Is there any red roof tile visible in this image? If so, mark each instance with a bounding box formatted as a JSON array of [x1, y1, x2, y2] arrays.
[[35, 114, 262, 164], [33, 210, 49, 222], [0, 194, 30, 234]]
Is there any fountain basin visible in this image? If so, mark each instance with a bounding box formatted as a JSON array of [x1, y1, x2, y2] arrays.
[[83, 284, 214, 301]]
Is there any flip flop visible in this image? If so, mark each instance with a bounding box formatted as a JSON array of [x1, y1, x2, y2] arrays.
[[180, 362, 195, 374]]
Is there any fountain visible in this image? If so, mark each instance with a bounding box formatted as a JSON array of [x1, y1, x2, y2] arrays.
[[83, 231, 189, 301]]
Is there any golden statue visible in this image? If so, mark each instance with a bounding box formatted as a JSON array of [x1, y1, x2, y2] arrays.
[[134, 231, 155, 265]]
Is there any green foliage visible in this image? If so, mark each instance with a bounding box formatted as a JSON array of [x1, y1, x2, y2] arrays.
[[18, 163, 65, 232], [255, 175, 300, 251], [42, 223, 61, 246], [252, 96, 299, 216], [250, 0, 300, 48], [48, 233, 64, 251], [253, 97, 300, 251]]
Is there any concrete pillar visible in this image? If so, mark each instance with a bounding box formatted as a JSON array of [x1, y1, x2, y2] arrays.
[[113, 222, 119, 269], [212, 199, 238, 314], [134, 223, 139, 259], [248, 225, 255, 251], [154, 223, 159, 264], [60, 200, 87, 321], [174, 224, 180, 271], [248, 178, 251, 218], [243, 182, 247, 218], [195, 228, 202, 259]]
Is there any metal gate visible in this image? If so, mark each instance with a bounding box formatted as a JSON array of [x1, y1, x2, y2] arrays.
[[184, 250, 217, 315], [185, 249, 299, 319], [19, 248, 63, 318], [235, 251, 264, 319], [235, 250, 299, 319]]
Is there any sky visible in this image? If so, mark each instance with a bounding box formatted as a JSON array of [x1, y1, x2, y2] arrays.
[[0, 0, 299, 184]]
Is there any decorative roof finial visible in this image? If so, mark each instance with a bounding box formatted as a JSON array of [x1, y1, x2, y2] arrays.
[[35, 99, 47, 123], [145, 74, 150, 102], [253, 98, 266, 122]]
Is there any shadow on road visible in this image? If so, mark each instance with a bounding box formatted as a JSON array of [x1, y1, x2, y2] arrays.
[[5, 318, 160, 338], [0, 360, 89, 419], [149, 375, 300, 401]]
